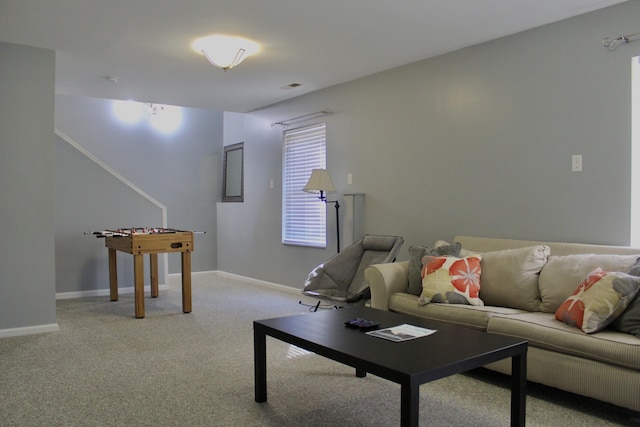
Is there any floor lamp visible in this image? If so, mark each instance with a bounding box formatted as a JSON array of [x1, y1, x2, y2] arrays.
[[303, 169, 341, 253]]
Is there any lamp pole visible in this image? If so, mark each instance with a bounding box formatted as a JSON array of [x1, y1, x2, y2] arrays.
[[305, 169, 340, 253], [318, 191, 340, 253], [333, 200, 340, 253]]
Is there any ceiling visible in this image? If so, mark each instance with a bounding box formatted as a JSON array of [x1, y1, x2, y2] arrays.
[[0, 0, 628, 112]]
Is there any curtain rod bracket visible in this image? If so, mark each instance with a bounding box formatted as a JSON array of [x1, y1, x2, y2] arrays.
[[271, 110, 331, 127], [603, 30, 640, 50]]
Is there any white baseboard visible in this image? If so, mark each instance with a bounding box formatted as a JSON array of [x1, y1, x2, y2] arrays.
[[167, 270, 217, 279], [167, 270, 300, 295], [0, 323, 59, 338], [55, 271, 300, 300], [56, 284, 169, 300], [5, 271, 298, 339], [211, 270, 301, 295]]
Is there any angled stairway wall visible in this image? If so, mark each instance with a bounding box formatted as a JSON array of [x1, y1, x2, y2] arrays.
[[53, 95, 224, 298], [55, 129, 167, 297]]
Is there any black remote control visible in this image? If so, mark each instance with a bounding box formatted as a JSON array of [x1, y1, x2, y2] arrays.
[[344, 318, 380, 330]]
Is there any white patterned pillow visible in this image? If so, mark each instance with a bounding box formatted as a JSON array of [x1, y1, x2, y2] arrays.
[[419, 254, 484, 306], [555, 268, 640, 334]]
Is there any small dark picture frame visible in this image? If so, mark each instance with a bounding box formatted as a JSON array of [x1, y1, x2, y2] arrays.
[[223, 142, 244, 202]]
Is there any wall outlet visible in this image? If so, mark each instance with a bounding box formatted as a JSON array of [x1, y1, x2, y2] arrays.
[[571, 155, 582, 172]]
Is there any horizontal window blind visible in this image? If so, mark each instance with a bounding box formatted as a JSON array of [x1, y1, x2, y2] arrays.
[[282, 123, 327, 247]]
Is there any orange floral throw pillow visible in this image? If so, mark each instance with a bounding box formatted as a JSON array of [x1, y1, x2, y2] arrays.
[[419, 255, 484, 306], [555, 268, 640, 334]]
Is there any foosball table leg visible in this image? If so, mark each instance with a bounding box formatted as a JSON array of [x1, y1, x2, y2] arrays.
[[108, 248, 118, 301], [182, 251, 192, 313], [150, 253, 159, 298], [134, 254, 145, 318]]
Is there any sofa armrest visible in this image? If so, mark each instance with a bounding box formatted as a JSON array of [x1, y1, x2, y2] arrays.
[[365, 261, 410, 311]]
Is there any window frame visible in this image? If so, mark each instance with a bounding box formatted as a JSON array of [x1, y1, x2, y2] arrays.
[[632, 56, 640, 246], [282, 122, 328, 248]]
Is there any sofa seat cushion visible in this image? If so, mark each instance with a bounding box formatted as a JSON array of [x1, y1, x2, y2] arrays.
[[389, 292, 525, 331], [487, 312, 640, 370]]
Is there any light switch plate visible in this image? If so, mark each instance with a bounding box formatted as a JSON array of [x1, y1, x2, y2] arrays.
[[572, 155, 582, 172]]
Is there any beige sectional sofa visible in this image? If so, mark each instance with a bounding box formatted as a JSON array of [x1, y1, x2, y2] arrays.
[[364, 235, 640, 411]]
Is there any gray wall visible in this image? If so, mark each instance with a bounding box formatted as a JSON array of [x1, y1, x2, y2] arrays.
[[55, 135, 165, 294], [0, 42, 57, 331], [218, 1, 640, 288], [217, 113, 288, 280], [55, 95, 223, 294]]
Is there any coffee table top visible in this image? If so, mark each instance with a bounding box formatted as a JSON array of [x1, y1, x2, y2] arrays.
[[254, 306, 527, 384]]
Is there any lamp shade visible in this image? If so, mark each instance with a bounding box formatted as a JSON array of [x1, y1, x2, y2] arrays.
[[303, 169, 336, 194], [192, 35, 260, 71]]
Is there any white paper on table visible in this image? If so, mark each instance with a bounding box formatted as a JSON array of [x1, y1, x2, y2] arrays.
[[366, 323, 437, 342]]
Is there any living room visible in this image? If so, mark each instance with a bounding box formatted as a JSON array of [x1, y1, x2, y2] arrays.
[[3, 1, 640, 424]]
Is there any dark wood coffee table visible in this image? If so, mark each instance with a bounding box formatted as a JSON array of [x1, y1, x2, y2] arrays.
[[254, 306, 527, 427]]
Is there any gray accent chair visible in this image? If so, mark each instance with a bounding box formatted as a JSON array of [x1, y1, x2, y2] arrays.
[[301, 234, 404, 310]]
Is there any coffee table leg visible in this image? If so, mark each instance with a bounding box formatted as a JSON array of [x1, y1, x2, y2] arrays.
[[511, 351, 527, 427], [254, 327, 267, 403], [400, 381, 419, 427]]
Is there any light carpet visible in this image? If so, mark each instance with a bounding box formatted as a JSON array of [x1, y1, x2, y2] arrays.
[[1, 273, 639, 426]]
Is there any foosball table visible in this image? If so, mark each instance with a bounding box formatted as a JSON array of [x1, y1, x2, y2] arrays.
[[89, 228, 198, 318]]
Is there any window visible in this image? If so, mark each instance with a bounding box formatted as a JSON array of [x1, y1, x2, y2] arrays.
[[282, 122, 327, 247]]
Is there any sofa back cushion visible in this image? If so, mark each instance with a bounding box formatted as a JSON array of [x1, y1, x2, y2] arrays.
[[479, 245, 550, 311], [538, 254, 639, 313], [455, 235, 640, 257]]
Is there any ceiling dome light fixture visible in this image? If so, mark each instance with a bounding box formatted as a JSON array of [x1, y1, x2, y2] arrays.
[[192, 34, 260, 71]]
